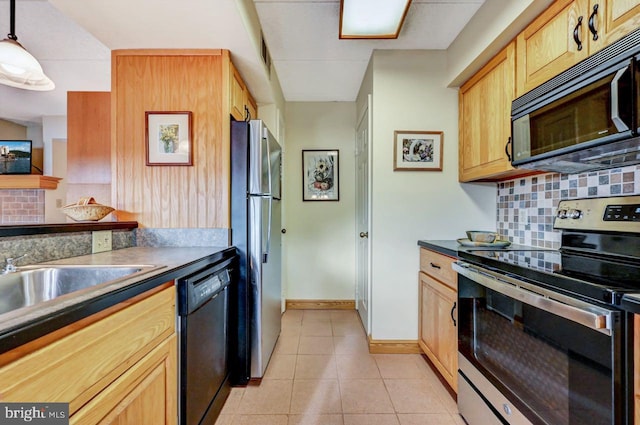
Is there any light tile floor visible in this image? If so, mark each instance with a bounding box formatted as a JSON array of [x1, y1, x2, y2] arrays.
[[215, 309, 465, 425]]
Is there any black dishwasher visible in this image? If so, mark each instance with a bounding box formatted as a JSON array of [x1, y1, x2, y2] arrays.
[[178, 255, 235, 425]]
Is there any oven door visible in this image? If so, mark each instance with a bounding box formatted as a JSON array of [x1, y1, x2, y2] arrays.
[[453, 262, 624, 425]]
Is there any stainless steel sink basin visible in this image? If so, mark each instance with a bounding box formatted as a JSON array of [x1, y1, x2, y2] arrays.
[[0, 265, 159, 316]]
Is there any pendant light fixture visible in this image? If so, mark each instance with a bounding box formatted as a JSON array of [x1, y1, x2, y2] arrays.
[[0, 0, 54, 91]]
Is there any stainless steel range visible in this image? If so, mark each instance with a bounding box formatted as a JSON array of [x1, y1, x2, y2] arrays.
[[454, 195, 640, 425]]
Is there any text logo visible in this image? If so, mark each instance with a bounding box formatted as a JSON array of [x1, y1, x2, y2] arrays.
[[0, 403, 68, 424]]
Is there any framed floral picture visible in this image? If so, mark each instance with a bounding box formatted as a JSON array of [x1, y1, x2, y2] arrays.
[[393, 130, 443, 171], [302, 149, 339, 201], [145, 111, 193, 166]]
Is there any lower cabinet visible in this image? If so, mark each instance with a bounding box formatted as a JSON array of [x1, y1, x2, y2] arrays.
[[419, 272, 458, 391], [0, 285, 177, 425], [418, 247, 458, 392], [71, 335, 177, 425]]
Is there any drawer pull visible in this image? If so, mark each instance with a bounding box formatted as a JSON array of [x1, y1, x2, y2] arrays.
[[430, 262, 441, 270]]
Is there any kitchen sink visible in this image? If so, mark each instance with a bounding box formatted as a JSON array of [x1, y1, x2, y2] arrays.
[[0, 264, 160, 316]]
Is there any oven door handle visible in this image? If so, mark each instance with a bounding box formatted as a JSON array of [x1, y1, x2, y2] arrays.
[[453, 262, 615, 335]]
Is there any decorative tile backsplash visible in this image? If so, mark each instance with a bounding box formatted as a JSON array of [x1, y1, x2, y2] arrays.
[[0, 189, 45, 224], [497, 164, 640, 249]]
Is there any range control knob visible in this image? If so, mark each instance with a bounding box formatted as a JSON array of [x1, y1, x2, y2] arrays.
[[568, 209, 582, 219], [557, 209, 568, 219]]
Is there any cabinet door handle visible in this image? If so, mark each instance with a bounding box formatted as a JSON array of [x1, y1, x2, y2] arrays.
[[505, 137, 512, 162], [588, 4, 599, 41], [244, 105, 251, 122], [573, 16, 583, 51], [430, 262, 441, 270], [451, 302, 457, 327]]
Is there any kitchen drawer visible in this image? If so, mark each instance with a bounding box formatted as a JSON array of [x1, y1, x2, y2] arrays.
[[0, 286, 175, 415], [420, 248, 457, 289]]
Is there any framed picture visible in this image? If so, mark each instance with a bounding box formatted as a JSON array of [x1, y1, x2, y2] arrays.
[[302, 149, 339, 201], [393, 130, 443, 171], [0, 140, 32, 174], [145, 111, 193, 166]]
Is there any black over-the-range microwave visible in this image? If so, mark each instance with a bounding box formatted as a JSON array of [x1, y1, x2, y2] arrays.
[[510, 28, 640, 174]]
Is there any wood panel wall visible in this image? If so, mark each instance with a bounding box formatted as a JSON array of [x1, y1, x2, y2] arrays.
[[67, 92, 111, 207], [111, 50, 231, 228]]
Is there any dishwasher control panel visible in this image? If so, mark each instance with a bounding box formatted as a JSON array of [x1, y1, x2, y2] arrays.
[[194, 271, 228, 303], [178, 256, 235, 315]]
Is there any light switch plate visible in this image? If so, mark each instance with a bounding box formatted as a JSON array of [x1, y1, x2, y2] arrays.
[[92, 230, 112, 253]]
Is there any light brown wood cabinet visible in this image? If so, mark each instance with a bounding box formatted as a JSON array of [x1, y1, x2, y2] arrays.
[[418, 248, 458, 392], [459, 42, 518, 182], [458, 0, 640, 182], [0, 285, 177, 425], [591, 0, 640, 54], [516, 0, 640, 96], [230, 61, 257, 122]]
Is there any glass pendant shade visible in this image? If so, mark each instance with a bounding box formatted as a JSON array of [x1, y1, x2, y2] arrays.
[[0, 0, 54, 91]]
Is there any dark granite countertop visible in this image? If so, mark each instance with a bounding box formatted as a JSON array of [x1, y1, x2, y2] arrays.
[[0, 246, 235, 354], [0, 221, 138, 237], [418, 239, 538, 258]]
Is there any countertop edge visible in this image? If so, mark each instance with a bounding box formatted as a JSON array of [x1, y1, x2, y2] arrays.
[[0, 246, 235, 355], [417, 240, 460, 258], [0, 221, 139, 237]]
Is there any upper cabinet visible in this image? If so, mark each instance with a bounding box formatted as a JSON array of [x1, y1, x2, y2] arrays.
[[516, 0, 640, 97], [590, 0, 640, 53], [516, 0, 589, 97], [459, 42, 517, 182], [459, 0, 640, 182], [230, 61, 257, 122]]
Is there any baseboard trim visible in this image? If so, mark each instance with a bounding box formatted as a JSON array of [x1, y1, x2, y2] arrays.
[[368, 337, 422, 354], [285, 299, 355, 310]]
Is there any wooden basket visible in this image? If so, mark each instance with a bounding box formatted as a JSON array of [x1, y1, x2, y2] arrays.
[[62, 197, 114, 221]]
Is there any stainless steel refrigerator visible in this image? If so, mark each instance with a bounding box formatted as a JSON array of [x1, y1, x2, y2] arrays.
[[230, 120, 282, 383]]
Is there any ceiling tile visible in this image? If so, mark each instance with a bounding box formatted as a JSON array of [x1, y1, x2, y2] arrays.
[[275, 60, 370, 101]]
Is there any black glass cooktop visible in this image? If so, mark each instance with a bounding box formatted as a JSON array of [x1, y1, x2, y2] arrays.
[[458, 249, 640, 305]]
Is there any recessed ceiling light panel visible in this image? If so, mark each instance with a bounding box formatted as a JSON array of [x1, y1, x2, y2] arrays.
[[339, 0, 412, 39]]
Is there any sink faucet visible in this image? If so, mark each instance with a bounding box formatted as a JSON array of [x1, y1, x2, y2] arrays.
[[2, 254, 27, 274]]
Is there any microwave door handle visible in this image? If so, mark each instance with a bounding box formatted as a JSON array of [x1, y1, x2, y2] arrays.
[[611, 66, 630, 132]]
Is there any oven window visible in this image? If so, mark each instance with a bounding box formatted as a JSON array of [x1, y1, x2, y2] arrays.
[[459, 278, 615, 425]]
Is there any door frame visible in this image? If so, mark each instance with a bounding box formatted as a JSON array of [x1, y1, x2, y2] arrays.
[[355, 94, 373, 334]]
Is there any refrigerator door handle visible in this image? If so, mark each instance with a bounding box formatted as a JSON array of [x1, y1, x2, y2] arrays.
[[265, 130, 273, 196], [264, 196, 272, 263]]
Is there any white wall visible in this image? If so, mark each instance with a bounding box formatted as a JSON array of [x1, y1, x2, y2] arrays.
[[41, 116, 67, 223], [366, 50, 496, 340], [283, 102, 356, 300]]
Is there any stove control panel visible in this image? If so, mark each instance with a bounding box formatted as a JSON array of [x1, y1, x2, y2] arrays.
[[554, 195, 640, 232], [603, 204, 640, 222]]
